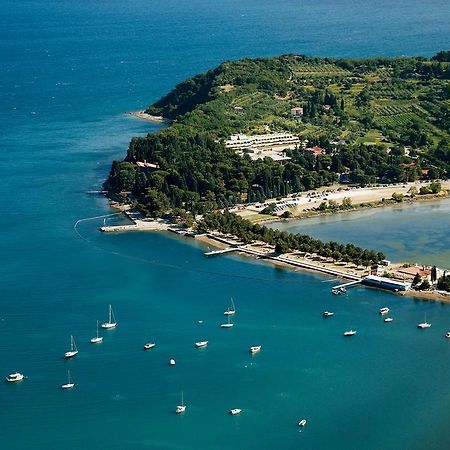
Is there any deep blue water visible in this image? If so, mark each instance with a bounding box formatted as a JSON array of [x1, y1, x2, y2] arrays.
[[1, 1, 450, 449]]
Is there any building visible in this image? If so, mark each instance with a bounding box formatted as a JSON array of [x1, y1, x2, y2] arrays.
[[304, 146, 326, 157], [135, 161, 160, 170], [290, 107, 304, 117], [225, 133, 301, 162], [392, 265, 431, 282], [362, 275, 410, 291]]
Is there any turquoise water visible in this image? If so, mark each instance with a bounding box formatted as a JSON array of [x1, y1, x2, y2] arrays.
[[1, 1, 450, 449]]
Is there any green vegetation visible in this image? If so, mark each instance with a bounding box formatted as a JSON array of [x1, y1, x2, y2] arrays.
[[437, 274, 450, 291], [106, 52, 450, 219], [197, 211, 385, 266]]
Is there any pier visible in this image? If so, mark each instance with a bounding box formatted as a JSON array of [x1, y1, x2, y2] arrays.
[[331, 280, 362, 291]]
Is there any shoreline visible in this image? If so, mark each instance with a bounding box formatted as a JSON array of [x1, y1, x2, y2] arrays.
[[234, 180, 450, 225], [102, 195, 450, 304], [127, 111, 170, 124]]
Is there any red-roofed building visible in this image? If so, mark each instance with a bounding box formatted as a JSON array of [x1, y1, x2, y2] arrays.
[[304, 146, 326, 157]]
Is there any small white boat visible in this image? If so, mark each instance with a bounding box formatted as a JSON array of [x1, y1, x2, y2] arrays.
[[169, 359, 176, 366], [379, 307, 390, 315], [384, 317, 394, 323], [229, 408, 242, 415], [6, 372, 24, 383], [101, 304, 117, 329], [144, 342, 156, 350], [446, 332, 450, 339], [331, 288, 341, 296], [175, 391, 186, 413], [323, 311, 334, 317], [195, 341, 208, 348], [250, 345, 261, 354], [298, 419, 307, 427], [90, 320, 103, 343], [221, 315, 234, 328], [224, 298, 236, 316], [344, 330, 357, 336], [61, 370, 75, 389], [64, 335, 78, 359], [418, 313, 431, 329]]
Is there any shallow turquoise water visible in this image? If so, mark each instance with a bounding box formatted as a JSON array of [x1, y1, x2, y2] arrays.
[[1, 1, 450, 449]]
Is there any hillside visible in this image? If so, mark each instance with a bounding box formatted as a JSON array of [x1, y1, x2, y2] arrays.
[[107, 53, 450, 218]]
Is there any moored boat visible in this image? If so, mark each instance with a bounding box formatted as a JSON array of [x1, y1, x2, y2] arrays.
[[298, 419, 307, 427], [323, 311, 334, 317], [90, 320, 103, 343], [379, 307, 390, 315], [224, 298, 236, 316], [64, 335, 78, 359], [221, 315, 234, 328], [144, 342, 156, 350], [61, 370, 75, 389], [446, 332, 450, 339], [229, 408, 242, 415], [6, 372, 24, 383], [417, 322, 431, 329], [250, 345, 261, 354], [384, 317, 394, 323], [175, 391, 186, 413], [169, 359, 176, 365], [101, 304, 117, 329], [344, 330, 357, 336], [195, 341, 208, 348]]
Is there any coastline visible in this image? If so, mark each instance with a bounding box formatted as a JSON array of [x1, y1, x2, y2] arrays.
[[235, 181, 450, 225], [127, 111, 170, 124]]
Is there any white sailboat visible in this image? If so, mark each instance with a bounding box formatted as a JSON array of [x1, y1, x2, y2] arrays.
[[343, 330, 357, 336], [224, 298, 236, 316], [64, 335, 78, 359], [61, 370, 75, 389], [144, 342, 156, 350], [176, 391, 186, 413], [417, 313, 431, 329], [195, 341, 208, 348], [220, 314, 234, 328], [90, 320, 103, 343], [101, 304, 117, 329]]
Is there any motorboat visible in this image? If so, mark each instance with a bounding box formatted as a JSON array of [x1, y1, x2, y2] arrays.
[[384, 317, 394, 323], [169, 359, 176, 365], [6, 372, 24, 383], [144, 342, 156, 350], [101, 304, 117, 329], [331, 288, 341, 296], [175, 391, 186, 413], [298, 419, 307, 427], [446, 332, 450, 339], [229, 408, 242, 415], [379, 307, 390, 315], [195, 341, 208, 348], [344, 330, 357, 336], [61, 370, 75, 389], [250, 345, 261, 354], [323, 311, 334, 317], [90, 320, 103, 343], [417, 322, 431, 329], [64, 335, 78, 359]]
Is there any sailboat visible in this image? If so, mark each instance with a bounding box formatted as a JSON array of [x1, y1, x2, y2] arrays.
[[417, 313, 431, 329], [64, 335, 78, 359], [61, 370, 75, 389], [220, 314, 234, 328], [90, 320, 103, 343], [101, 304, 117, 329], [176, 391, 186, 413], [224, 298, 236, 316]]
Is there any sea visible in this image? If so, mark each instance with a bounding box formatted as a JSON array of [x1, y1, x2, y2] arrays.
[[1, 1, 450, 449]]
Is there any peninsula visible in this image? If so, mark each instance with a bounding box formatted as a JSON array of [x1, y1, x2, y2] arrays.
[[105, 52, 450, 300]]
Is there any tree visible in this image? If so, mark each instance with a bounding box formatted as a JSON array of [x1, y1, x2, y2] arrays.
[[275, 240, 290, 254], [437, 275, 450, 291], [412, 273, 422, 285]]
